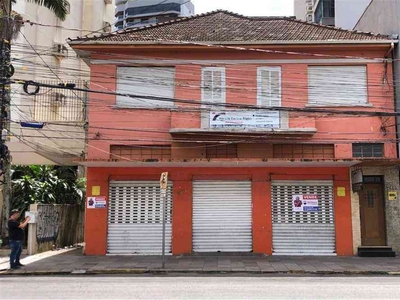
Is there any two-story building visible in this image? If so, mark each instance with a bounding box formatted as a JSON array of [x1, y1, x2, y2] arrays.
[[70, 11, 400, 256]]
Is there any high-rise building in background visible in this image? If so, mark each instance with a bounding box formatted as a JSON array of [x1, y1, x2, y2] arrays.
[[294, 0, 370, 29], [115, 0, 195, 30]]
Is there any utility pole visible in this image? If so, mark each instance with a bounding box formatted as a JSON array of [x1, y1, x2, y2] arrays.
[[159, 172, 168, 269], [0, 0, 12, 237]]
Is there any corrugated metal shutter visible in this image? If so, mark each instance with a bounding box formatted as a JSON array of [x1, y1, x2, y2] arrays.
[[272, 181, 335, 255], [107, 181, 173, 255], [308, 66, 367, 106], [192, 181, 252, 252]]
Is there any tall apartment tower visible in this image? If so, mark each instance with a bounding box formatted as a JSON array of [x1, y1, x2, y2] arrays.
[[115, 0, 195, 30], [294, 0, 370, 29]]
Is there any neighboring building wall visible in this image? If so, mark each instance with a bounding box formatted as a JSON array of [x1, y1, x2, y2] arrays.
[[294, 0, 371, 29], [8, 0, 114, 165], [355, 5, 400, 253], [355, 0, 400, 157], [294, 0, 306, 20], [335, 0, 371, 29], [351, 166, 400, 254]]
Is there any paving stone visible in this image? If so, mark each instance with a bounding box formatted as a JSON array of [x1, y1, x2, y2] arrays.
[[271, 262, 289, 272]]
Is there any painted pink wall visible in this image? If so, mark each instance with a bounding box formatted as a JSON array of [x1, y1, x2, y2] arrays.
[[86, 47, 396, 160]]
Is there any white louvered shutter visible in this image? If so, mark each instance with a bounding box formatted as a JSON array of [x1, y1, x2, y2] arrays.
[[202, 67, 226, 105], [271, 181, 336, 255], [258, 67, 282, 107], [308, 66, 367, 106], [116, 67, 175, 107], [107, 181, 173, 254], [192, 181, 252, 252]]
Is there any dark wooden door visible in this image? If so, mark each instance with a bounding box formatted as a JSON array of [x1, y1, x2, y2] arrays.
[[359, 183, 386, 246]]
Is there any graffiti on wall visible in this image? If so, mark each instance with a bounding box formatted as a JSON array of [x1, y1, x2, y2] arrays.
[[36, 205, 60, 243]]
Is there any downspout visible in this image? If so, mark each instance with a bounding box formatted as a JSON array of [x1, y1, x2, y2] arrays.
[[386, 42, 399, 158]]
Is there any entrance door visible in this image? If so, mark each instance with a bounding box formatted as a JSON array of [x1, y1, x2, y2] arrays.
[[359, 182, 386, 246]]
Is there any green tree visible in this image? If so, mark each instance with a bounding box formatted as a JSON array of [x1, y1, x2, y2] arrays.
[[11, 0, 70, 21], [11, 166, 86, 216], [1, 0, 70, 40]]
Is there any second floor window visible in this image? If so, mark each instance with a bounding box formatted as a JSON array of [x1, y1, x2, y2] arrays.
[[257, 67, 282, 107], [116, 67, 175, 108], [353, 143, 384, 158], [202, 67, 226, 105], [308, 66, 368, 106]]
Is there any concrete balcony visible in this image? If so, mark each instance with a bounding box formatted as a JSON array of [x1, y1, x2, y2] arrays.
[[170, 110, 317, 141]]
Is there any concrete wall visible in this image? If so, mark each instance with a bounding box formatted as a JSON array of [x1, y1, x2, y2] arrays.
[[335, 0, 371, 29], [294, 0, 307, 20], [28, 204, 84, 255]]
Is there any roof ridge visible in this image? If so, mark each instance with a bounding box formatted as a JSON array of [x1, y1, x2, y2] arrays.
[[68, 10, 393, 44], [70, 10, 229, 43], [289, 17, 389, 38]]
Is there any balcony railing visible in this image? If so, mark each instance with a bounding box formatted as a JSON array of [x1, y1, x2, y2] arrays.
[[34, 80, 87, 122]]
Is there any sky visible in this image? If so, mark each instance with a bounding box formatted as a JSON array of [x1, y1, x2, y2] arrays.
[[193, 0, 294, 17]]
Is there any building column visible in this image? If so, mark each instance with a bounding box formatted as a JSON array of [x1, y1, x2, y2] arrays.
[[172, 180, 193, 255], [84, 168, 109, 255], [334, 179, 354, 256], [252, 174, 272, 255]]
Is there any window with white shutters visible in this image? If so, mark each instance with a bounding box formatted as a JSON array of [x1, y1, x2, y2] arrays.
[[202, 67, 226, 105], [257, 67, 282, 107], [308, 66, 368, 106], [116, 67, 175, 107]]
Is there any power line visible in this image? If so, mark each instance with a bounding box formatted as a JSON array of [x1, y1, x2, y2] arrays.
[[14, 80, 400, 117]]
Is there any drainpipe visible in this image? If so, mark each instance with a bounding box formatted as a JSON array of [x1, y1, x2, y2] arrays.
[[386, 42, 399, 158]]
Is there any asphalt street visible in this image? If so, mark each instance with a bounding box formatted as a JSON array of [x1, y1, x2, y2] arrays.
[[1, 276, 400, 299]]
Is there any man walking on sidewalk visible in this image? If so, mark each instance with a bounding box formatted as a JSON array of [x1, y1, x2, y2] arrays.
[[7, 209, 30, 269]]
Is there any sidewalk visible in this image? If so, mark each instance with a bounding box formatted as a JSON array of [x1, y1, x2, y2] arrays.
[[1, 248, 400, 275]]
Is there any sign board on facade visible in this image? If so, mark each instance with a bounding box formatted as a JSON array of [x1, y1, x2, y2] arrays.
[[292, 194, 319, 212], [87, 196, 106, 209], [337, 187, 346, 197], [388, 191, 398, 201], [92, 186, 101, 196], [210, 111, 280, 128]]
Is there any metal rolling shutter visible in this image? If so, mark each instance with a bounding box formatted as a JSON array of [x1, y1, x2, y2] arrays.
[[107, 181, 173, 255], [193, 181, 252, 252], [272, 181, 335, 255], [308, 66, 367, 106]]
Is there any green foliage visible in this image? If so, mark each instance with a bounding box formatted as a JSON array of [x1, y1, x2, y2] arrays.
[[1, 0, 70, 40], [11, 0, 70, 21], [11, 166, 86, 215]]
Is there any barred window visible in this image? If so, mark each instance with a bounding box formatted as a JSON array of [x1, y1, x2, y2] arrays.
[[353, 143, 383, 158]]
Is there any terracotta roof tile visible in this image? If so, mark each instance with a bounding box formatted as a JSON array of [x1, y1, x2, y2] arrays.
[[70, 10, 391, 44]]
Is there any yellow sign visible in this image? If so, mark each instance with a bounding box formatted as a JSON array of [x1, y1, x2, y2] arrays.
[[388, 191, 398, 201], [92, 186, 101, 196], [337, 187, 346, 197]]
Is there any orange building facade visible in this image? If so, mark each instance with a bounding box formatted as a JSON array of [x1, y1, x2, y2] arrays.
[[71, 11, 399, 256]]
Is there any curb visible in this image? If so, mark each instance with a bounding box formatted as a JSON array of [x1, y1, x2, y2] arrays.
[[1, 269, 399, 276]]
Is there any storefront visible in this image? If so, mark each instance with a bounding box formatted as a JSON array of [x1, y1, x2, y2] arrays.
[[192, 180, 252, 252], [107, 181, 173, 255], [83, 164, 354, 256], [271, 181, 335, 255]]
